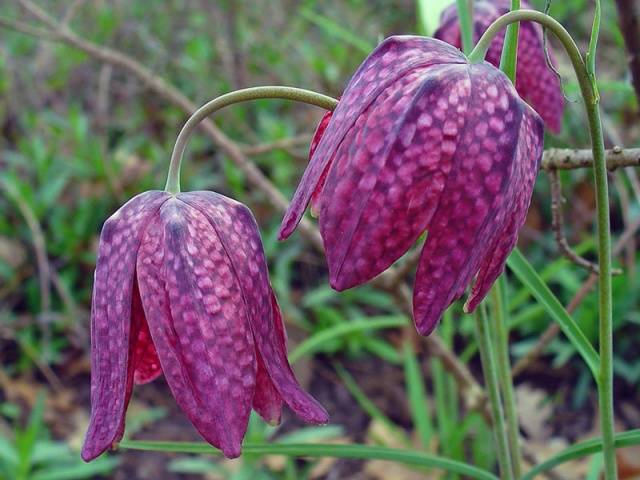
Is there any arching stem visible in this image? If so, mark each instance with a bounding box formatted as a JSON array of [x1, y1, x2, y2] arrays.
[[470, 9, 616, 479], [165, 86, 338, 194]]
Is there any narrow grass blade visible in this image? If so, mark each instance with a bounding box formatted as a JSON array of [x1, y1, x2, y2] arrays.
[[288, 316, 407, 363], [119, 440, 499, 480], [506, 248, 600, 378]]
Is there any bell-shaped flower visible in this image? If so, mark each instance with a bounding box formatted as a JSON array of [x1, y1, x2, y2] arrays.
[[82, 191, 328, 462], [279, 36, 544, 335], [434, 0, 563, 132]]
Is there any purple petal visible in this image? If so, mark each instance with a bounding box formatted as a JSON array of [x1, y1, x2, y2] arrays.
[[131, 280, 162, 385], [82, 191, 168, 462], [251, 292, 288, 425], [434, 1, 563, 132], [513, 22, 563, 133], [309, 111, 333, 216], [319, 64, 471, 290], [412, 64, 534, 336], [465, 106, 544, 311], [179, 191, 328, 424], [279, 36, 465, 239], [136, 199, 257, 459]]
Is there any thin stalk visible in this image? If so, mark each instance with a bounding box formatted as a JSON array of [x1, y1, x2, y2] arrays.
[[119, 440, 499, 480], [490, 277, 522, 478], [498, 0, 520, 80], [469, 9, 616, 478], [456, 0, 475, 54], [474, 306, 514, 479], [164, 86, 338, 194]]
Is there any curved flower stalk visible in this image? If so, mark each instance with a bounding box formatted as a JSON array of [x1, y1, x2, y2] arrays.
[[435, 0, 564, 132], [279, 36, 544, 336], [82, 190, 328, 461]]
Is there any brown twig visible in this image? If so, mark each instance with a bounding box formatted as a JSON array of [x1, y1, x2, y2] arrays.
[[549, 169, 601, 274], [614, 0, 640, 105], [541, 146, 640, 171], [4, 1, 489, 414]]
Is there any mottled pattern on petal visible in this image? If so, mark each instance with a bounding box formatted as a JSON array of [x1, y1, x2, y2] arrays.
[[179, 191, 328, 424], [137, 199, 256, 459], [434, 1, 564, 132], [279, 36, 466, 239], [309, 111, 334, 216], [320, 64, 471, 290], [81, 190, 168, 462], [413, 64, 526, 336], [131, 281, 162, 385], [513, 22, 563, 132], [465, 105, 544, 311], [251, 292, 288, 425]]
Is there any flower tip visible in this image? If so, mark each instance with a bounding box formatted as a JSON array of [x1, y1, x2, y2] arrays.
[[307, 408, 330, 425], [277, 221, 294, 241], [80, 442, 104, 463], [220, 443, 242, 459], [328, 274, 350, 293]]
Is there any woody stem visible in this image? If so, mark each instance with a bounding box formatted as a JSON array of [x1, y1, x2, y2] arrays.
[[470, 9, 616, 479], [165, 86, 338, 194]]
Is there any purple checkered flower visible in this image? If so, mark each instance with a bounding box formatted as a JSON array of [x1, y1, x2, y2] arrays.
[[279, 36, 544, 335], [82, 191, 327, 461], [434, 0, 564, 132]]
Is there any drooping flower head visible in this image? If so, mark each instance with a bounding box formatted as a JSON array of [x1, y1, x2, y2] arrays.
[[279, 36, 544, 336], [82, 191, 327, 461], [434, 0, 564, 132]]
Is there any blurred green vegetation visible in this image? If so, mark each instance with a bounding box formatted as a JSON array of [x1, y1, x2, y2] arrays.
[[0, 0, 638, 478]]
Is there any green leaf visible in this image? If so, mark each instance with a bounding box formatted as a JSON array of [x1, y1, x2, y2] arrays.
[[506, 248, 600, 378], [288, 316, 408, 363], [119, 440, 499, 480], [30, 457, 118, 480], [402, 343, 433, 449], [522, 429, 640, 480]]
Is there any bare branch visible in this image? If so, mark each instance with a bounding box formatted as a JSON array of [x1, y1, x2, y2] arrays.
[[541, 147, 640, 171], [549, 170, 601, 274]]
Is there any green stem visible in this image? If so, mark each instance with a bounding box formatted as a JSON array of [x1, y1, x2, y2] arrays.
[[456, 0, 474, 55], [498, 0, 520, 81], [491, 278, 522, 478], [164, 86, 338, 194], [474, 306, 514, 479], [119, 440, 499, 480], [469, 9, 616, 479]]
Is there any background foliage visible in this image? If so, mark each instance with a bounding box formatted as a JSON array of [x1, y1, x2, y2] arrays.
[[0, 0, 638, 478]]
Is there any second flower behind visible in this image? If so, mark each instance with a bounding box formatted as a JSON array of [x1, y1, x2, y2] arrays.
[[279, 36, 544, 336]]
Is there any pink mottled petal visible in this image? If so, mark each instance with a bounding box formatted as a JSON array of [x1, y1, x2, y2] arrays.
[[514, 22, 563, 133], [320, 64, 470, 290], [465, 107, 544, 311], [413, 65, 526, 336], [309, 111, 333, 216], [252, 292, 288, 425], [81, 191, 168, 462], [279, 36, 466, 239], [253, 355, 283, 425], [137, 199, 257, 459], [179, 191, 328, 424], [435, 1, 563, 132]]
